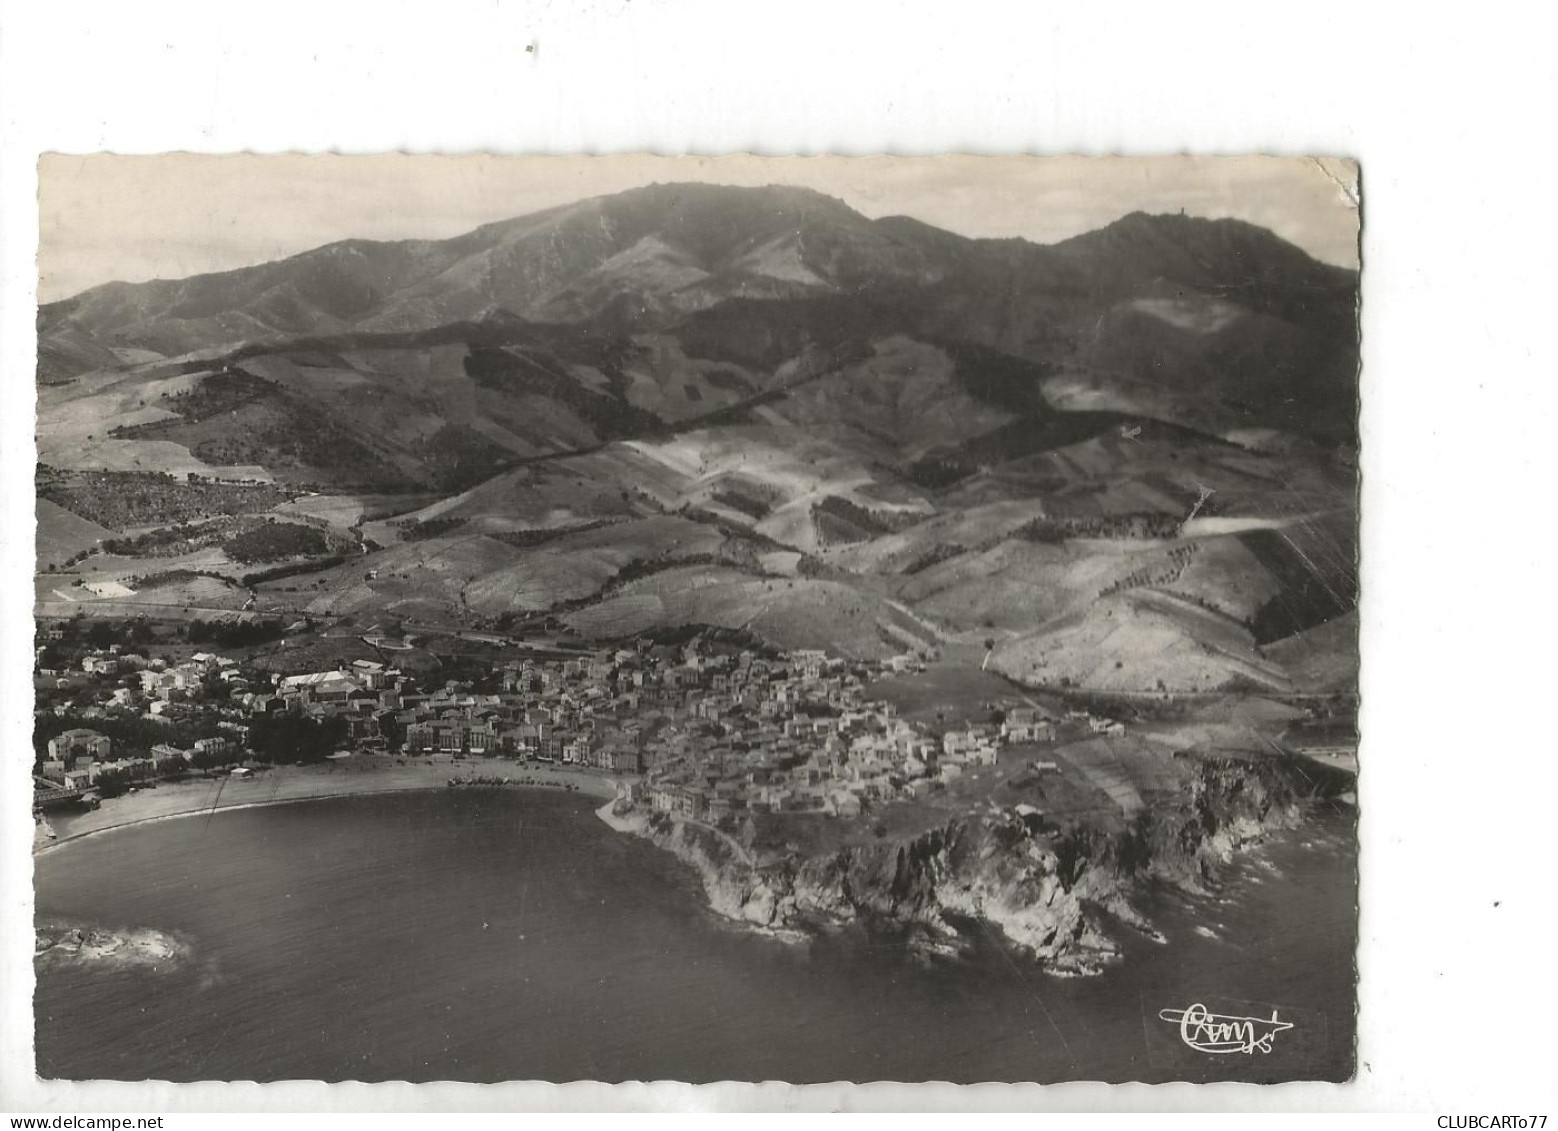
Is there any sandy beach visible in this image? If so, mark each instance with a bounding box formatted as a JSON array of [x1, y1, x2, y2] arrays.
[[38, 754, 623, 851]]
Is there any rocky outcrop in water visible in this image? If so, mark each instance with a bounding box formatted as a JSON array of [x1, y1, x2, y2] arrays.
[[34, 924, 192, 972], [606, 756, 1311, 975]]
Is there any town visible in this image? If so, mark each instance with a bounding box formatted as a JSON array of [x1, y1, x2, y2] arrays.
[[33, 619, 1130, 829]]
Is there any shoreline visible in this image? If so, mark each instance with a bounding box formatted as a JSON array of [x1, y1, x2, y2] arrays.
[[586, 789, 1323, 976], [37, 754, 623, 853], [593, 799, 813, 946]]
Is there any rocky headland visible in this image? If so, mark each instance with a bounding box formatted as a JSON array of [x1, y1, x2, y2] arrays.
[[600, 755, 1319, 975]]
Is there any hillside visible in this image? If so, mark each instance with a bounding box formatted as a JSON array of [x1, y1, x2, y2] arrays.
[[36, 182, 1360, 691], [40, 184, 1357, 465]]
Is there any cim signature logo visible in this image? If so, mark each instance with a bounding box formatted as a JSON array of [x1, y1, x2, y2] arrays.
[[1158, 1002, 1295, 1055]]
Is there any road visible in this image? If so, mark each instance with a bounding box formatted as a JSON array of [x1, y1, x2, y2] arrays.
[[35, 600, 260, 621], [402, 622, 594, 655]]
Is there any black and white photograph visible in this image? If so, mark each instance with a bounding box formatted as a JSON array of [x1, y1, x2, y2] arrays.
[[1, 0, 1554, 1118], [28, 154, 1361, 1085]]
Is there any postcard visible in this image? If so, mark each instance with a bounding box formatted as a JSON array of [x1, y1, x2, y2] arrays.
[[30, 154, 1360, 1087]]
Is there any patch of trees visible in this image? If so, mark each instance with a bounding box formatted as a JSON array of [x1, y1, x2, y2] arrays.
[[248, 714, 348, 764], [940, 340, 1057, 415], [491, 518, 620, 548], [812, 509, 871, 547], [813, 495, 918, 536], [91, 769, 134, 799], [575, 549, 791, 606], [903, 543, 967, 574], [708, 488, 770, 520], [415, 424, 518, 493], [37, 469, 292, 529], [187, 746, 237, 772], [34, 712, 217, 764], [902, 453, 977, 489], [1096, 543, 1199, 599], [127, 567, 230, 591], [463, 347, 667, 446], [186, 618, 285, 647], [223, 520, 330, 563], [53, 617, 157, 651], [1154, 588, 1238, 621], [113, 368, 414, 491], [101, 517, 232, 558], [397, 516, 469, 542], [133, 367, 274, 424], [900, 411, 1134, 490], [241, 555, 347, 586], [592, 553, 727, 598], [675, 505, 791, 552], [634, 623, 779, 657], [1015, 512, 1185, 542], [794, 555, 830, 578]]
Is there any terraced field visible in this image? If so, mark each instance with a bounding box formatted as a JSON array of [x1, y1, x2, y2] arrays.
[[36, 499, 110, 570], [269, 492, 439, 531], [564, 567, 897, 657], [126, 573, 251, 609], [896, 538, 1169, 635], [989, 587, 1289, 695], [462, 515, 729, 615], [822, 498, 1045, 575], [1264, 610, 1360, 693]]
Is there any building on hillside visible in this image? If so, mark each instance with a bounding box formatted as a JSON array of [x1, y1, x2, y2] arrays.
[[965, 742, 998, 766], [347, 714, 381, 741], [47, 729, 110, 764], [350, 660, 390, 690], [794, 649, 827, 681], [193, 736, 232, 761], [562, 734, 597, 765], [648, 784, 708, 820], [280, 670, 363, 704], [1002, 706, 1057, 744]]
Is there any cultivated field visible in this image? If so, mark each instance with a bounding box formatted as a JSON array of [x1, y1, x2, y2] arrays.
[[989, 590, 1291, 695], [461, 515, 728, 616], [36, 499, 110, 571], [564, 567, 899, 657], [863, 663, 1032, 727]]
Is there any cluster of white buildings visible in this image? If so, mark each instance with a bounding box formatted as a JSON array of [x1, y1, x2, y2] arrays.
[[634, 652, 1078, 825], [39, 626, 1127, 825]]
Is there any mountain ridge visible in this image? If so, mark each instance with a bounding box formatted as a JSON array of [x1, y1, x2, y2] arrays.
[[36, 180, 1360, 683], [40, 184, 1354, 354]]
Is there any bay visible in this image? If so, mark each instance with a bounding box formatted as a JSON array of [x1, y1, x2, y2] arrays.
[[34, 790, 1356, 1083]]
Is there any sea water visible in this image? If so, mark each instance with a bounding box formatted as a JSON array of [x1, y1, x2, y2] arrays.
[[34, 790, 1356, 1083]]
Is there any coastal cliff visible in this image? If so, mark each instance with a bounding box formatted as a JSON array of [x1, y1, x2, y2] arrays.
[[603, 756, 1313, 975]]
